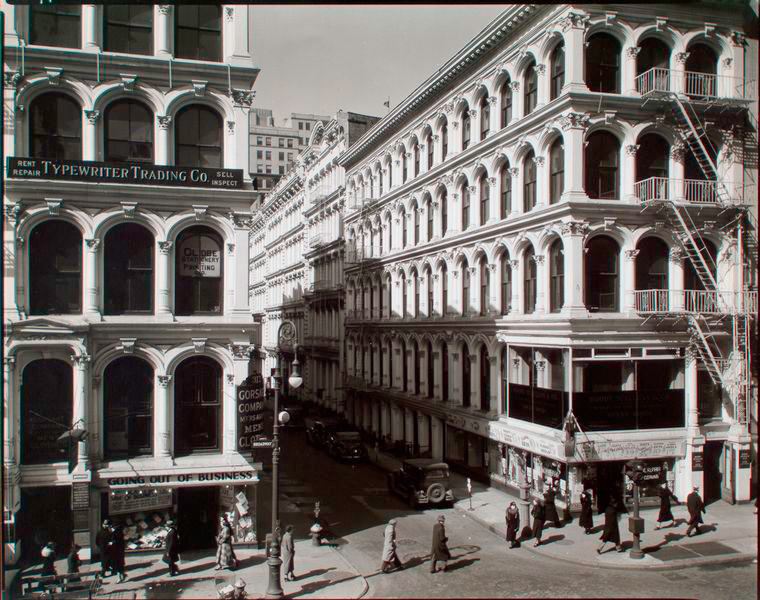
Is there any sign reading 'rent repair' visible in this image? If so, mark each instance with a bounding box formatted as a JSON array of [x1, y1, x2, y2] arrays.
[[6, 157, 244, 189]]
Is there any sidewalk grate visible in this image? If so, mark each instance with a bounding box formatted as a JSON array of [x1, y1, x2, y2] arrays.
[[648, 545, 702, 561], [683, 541, 738, 557]]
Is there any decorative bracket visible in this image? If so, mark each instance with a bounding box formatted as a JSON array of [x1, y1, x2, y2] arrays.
[[193, 205, 208, 220], [45, 67, 63, 86], [120, 74, 138, 92], [192, 338, 207, 354], [120, 338, 137, 354], [121, 202, 137, 218], [192, 80, 207, 97], [46, 199, 62, 215]]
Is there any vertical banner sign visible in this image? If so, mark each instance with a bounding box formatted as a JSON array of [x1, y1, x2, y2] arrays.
[[237, 374, 266, 451]]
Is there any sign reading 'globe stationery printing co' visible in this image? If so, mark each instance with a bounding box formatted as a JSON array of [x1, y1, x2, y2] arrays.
[[6, 157, 244, 189]]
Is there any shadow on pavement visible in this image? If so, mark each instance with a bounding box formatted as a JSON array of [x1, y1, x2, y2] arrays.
[[294, 567, 335, 580], [444, 557, 480, 572], [540, 534, 566, 545], [289, 574, 361, 597]]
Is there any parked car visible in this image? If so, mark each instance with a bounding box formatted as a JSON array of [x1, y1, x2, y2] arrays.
[[387, 459, 454, 508], [305, 419, 337, 449], [326, 430, 368, 463]]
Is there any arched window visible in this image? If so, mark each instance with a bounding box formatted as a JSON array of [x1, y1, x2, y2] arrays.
[[175, 226, 223, 315], [175, 5, 222, 61], [441, 342, 449, 402], [500, 163, 512, 218], [524, 151, 537, 211], [401, 272, 407, 318], [585, 131, 620, 199], [104, 4, 152, 55], [636, 134, 670, 199], [29, 220, 82, 315], [480, 345, 490, 412], [413, 142, 420, 176], [21, 359, 72, 464], [413, 270, 420, 317], [413, 341, 420, 395], [427, 132, 435, 169], [461, 183, 471, 230], [427, 341, 435, 398], [549, 137, 564, 204], [637, 37, 671, 93], [461, 259, 470, 316], [636, 237, 669, 296], [379, 166, 384, 196], [402, 148, 408, 183], [462, 345, 471, 407], [440, 188, 448, 235], [105, 100, 154, 163], [401, 339, 408, 392], [549, 239, 564, 313], [388, 158, 393, 188], [174, 356, 221, 454], [30, 4, 80, 48], [462, 107, 471, 150], [30, 93, 82, 160], [500, 253, 512, 314], [104, 357, 153, 459], [386, 215, 393, 251], [585, 235, 620, 312], [441, 264, 449, 316], [413, 202, 420, 245], [480, 95, 490, 140], [427, 197, 434, 240], [175, 105, 222, 168], [104, 223, 154, 315], [479, 174, 490, 225], [441, 122, 449, 161], [479, 256, 489, 316], [586, 33, 621, 93], [524, 247, 537, 314], [426, 269, 434, 316], [524, 61, 538, 115], [550, 42, 565, 100], [501, 78, 513, 128], [685, 43, 718, 97], [401, 208, 408, 248], [378, 224, 384, 254]]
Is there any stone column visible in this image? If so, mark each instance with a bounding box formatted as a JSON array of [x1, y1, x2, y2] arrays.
[[84, 239, 100, 319], [83, 109, 99, 162], [82, 4, 99, 49], [155, 5, 172, 57], [670, 248, 685, 311], [431, 415, 444, 461], [418, 414, 430, 454], [684, 350, 705, 496], [404, 408, 414, 446], [71, 354, 91, 467], [560, 113, 589, 201], [156, 116, 171, 166], [470, 352, 481, 409], [623, 249, 639, 313], [155, 374, 172, 459], [561, 222, 587, 316], [509, 260, 521, 315], [623, 143, 640, 203], [535, 63, 548, 109], [156, 241, 173, 320], [488, 96, 499, 135], [487, 177, 499, 225], [624, 46, 641, 96], [511, 80, 523, 122], [560, 12, 589, 93], [534, 255, 546, 314], [3, 356, 16, 466], [5, 207, 22, 319]]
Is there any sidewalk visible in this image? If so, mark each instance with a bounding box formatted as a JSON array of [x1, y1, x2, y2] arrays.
[[16, 539, 367, 599], [367, 447, 758, 571]]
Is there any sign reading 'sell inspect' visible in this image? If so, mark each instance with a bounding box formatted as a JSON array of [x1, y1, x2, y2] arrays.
[[6, 157, 244, 189]]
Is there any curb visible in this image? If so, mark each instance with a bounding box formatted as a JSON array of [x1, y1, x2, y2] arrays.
[[454, 502, 757, 572], [329, 543, 370, 599]]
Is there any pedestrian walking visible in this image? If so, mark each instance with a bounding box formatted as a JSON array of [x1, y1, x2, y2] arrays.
[[41, 541, 57, 576], [164, 519, 180, 576], [531, 499, 546, 547], [381, 519, 403, 573], [579, 489, 594, 534], [597, 498, 624, 554], [215, 514, 236, 570], [96, 519, 113, 577], [685, 486, 706, 537], [543, 482, 561, 528], [111, 524, 127, 583], [429, 515, 451, 573], [66, 544, 81, 582], [505, 502, 520, 548], [655, 483, 679, 529], [281, 525, 295, 581]]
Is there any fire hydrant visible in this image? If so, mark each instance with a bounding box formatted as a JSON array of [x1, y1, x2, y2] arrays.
[[310, 501, 322, 545]]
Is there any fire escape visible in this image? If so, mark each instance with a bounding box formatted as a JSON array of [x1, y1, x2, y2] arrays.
[[636, 67, 757, 427]]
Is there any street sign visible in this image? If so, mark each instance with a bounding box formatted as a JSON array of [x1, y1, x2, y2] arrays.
[[251, 440, 273, 449]]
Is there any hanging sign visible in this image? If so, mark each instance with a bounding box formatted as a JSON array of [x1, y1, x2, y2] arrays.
[[179, 234, 221, 278], [237, 374, 267, 451]]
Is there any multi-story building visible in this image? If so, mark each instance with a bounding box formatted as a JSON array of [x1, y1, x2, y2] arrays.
[[2, 3, 263, 565], [339, 3, 757, 518], [250, 111, 378, 408], [249, 109, 329, 191]]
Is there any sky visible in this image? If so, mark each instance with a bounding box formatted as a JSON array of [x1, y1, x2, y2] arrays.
[[248, 5, 507, 125]]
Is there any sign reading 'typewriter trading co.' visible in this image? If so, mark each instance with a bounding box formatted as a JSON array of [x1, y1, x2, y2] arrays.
[[6, 157, 244, 189]]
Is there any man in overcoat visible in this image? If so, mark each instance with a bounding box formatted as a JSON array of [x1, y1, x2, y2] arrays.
[[164, 520, 180, 576], [685, 486, 706, 536], [430, 515, 451, 573], [381, 519, 403, 573], [95, 519, 113, 577]]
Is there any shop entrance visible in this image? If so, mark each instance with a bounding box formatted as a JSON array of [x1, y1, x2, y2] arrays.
[[594, 461, 625, 514], [177, 487, 219, 550], [704, 441, 734, 504], [18, 486, 72, 561]]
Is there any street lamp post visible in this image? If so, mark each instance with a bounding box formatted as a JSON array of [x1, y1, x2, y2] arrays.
[[625, 459, 646, 560], [265, 321, 302, 599]]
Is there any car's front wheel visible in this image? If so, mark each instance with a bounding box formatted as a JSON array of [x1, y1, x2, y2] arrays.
[[427, 483, 446, 505]]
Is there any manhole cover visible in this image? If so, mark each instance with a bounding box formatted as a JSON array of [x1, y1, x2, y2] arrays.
[[683, 541, 738, 557]]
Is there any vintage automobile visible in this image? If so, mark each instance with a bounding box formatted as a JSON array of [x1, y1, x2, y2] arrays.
[[305, 419, 337, 449], [387, 459, 454, 508], [326, 430, 368, 463]]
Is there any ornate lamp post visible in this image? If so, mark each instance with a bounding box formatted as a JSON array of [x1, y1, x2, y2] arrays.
[[265, 321, 302, 598]]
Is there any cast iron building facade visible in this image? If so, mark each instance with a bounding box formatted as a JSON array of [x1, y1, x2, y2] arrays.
[[339, 3, 757, 513], [2, 3, 263, 564]]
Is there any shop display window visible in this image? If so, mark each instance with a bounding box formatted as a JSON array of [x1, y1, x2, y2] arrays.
[[104, 489, 175, 551], [219, 486, 256, 544]]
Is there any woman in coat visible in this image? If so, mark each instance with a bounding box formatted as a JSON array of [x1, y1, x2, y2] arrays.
[[381, 519, 403, 573], [543, 483, 561, 528], [505, 502, 520, 548], [215, 514, 236, 570], [579, 489, 594, 534], [597, 498, 624, 554], [281, 525, 295, 581], [110, 525, 127, 583], [655, 483, 679, 529], [531, 499, 546, 547]]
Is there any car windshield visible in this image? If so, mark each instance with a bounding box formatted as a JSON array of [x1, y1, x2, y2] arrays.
[[336, 432, 360, 441]]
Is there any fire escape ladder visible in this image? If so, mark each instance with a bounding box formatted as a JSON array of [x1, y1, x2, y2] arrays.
[[666, 201, 720, 294], [687, 315, 725, 387]]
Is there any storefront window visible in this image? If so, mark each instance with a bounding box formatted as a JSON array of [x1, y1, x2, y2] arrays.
[[102, 490, 175, 551], [508, 382, 566, 429], [104, 357, 154, 459], [21, 359, 72, 464], [174, 356, 221, 454]]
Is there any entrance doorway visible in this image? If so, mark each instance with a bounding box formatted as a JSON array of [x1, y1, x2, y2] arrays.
[[704, 441, 734, 504], [177, 487, 219, 550], [19, 486, 72, 561]]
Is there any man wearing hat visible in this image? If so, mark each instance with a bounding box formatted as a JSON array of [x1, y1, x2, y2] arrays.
[[430, 515, 451, 573], [381, 518, 403, 573], [685, 486, 706, 537], [164, 519, 180, 576], [96, 519, 113, 577]]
